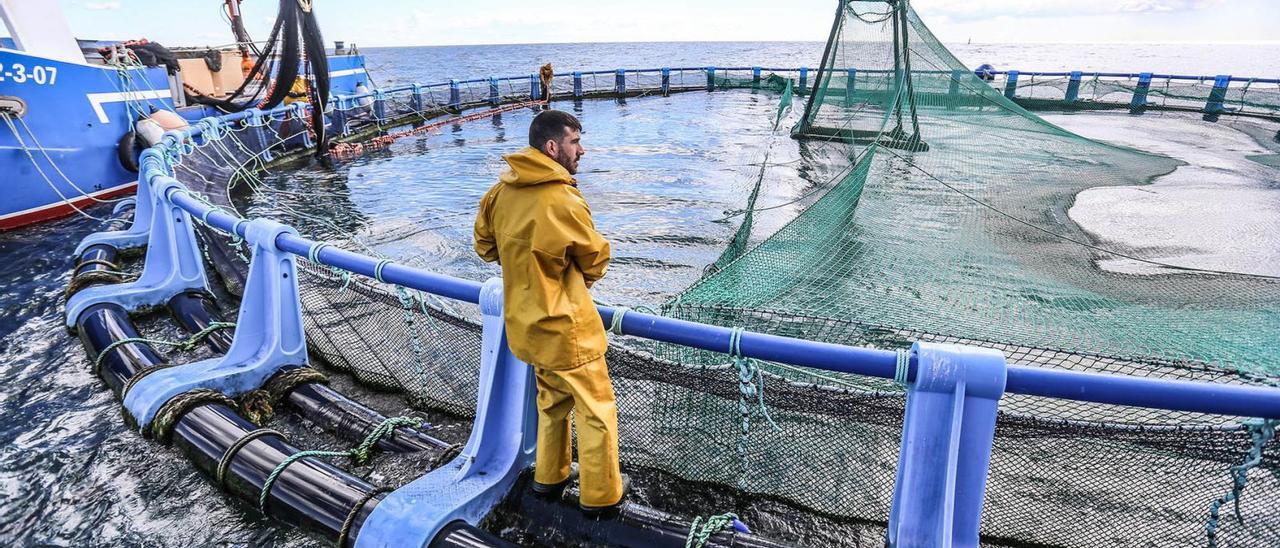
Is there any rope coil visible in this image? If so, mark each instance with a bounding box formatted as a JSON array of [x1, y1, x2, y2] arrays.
[[894, 349, 910, 386], [686, 512, 741, 548]]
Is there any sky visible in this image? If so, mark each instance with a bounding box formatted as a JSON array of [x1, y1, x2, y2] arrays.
[[15, 0, 1280, 47]]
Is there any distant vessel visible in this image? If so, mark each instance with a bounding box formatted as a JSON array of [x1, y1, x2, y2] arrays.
[[0, 1, 368, 230]]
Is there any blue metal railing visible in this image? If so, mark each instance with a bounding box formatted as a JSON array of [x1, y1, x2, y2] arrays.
[[67, 65, 1280, 547]]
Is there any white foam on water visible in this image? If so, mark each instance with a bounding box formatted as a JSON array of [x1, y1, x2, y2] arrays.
[[1046, 113, 1280, 277]]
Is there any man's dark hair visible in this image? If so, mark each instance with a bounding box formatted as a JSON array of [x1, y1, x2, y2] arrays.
[[529, 110, 582, 150]]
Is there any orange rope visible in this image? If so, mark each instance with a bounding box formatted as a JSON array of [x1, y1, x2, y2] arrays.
[[330, 99, 548, 160]]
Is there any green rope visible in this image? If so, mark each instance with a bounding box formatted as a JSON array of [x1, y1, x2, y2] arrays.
[[1206, 418, 1279, 546], [729, 328, 779, 458], [685, 512, 739, 548], [396, 286, 430, 394], [894, 349, 911, 386], [94, 322, 236, 371], [258, 416, 421, 512]]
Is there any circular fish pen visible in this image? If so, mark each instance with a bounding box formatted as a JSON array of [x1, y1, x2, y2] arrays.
[[58, 2, 1280, 547]]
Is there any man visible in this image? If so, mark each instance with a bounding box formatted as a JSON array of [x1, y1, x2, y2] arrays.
[[539, 63, 554, 109], [473, 110, 626, 514]]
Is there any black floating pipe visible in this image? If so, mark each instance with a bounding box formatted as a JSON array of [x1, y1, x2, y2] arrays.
[[169, 401, 381, 541], [429, 521, 515, 548], [167, 290, 449, 454], [75, 303, 388, 545], [198, 225, 248, 297], [167, 291, 235, 351], [494, 473, 796, 548]]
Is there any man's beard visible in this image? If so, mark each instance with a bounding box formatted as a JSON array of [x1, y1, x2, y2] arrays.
[[558, 151, 577, 175]]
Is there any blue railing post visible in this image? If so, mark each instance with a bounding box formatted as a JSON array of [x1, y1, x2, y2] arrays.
[[799, 67, 809, 93], [753, 66, 762, 87], [1205, 74, 1232, 114], [846, 68, 858, 107], [615, 69, 626, 96], [292, 103, 313, 147], [887, 343, 1007, 548], [65, 173, 210, 329], [1065, 71, 1082, 102], [410, 83, 425, 112], [488, 77, 500, 106], [1129, 72, 1153, 113], [946, 69, 962, 109], [354, 278, 538, 546], [331, 95, 349, 135], [573, 71, 583, 97], [372, 89, 387, 121], [123, 216, 309, 432], [661, 67, 671, 96], [530, 73, 540, 100], [449, 79, 461, 110], [706, 66, 716, 91], [1003, 70, 1020, 99], [74, 147, 165, 254]]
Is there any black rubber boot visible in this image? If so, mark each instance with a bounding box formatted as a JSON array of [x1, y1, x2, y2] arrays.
[[580, 473, 631, 518], [531, 463, 578, 498]]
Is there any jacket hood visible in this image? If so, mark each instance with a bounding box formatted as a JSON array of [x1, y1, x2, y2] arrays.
[[500, 146, 576, 187]]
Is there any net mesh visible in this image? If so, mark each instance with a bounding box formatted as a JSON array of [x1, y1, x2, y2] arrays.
[[164, 3, 1280, 545]]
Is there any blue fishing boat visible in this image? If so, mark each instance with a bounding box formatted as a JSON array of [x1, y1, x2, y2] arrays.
[[0, 0, 369, 230]]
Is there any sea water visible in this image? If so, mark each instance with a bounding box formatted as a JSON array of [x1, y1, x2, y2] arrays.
[[2, 41, 1277, 546]]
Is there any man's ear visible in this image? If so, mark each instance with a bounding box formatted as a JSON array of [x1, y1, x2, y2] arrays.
[[542, 139, 558, 158]]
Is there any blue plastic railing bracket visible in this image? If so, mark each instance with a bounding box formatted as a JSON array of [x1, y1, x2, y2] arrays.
[[73, 147, 168, 255], [410, 83, 425, 112], [331, 96, 349, 135], [706, 66, 716, 91], [244, 108, 275, 160], [887, 342, 1007, 548], [615, 68, 626, 96], [449, 79, 461, 110], [1130, 72, 1153, 113], [292, 102, 313, 147], [660, 67, 670, 96], [122, 217, 307, 431], [1204, 74, 1232, 115], [1065, 71, 1083, 102], [530, 73, 540, 100], [848, 68, 861, 107], [799, 66, 809, 92], [1003, 70, 1020, 99], [355, 278, 538, 547], [488, 77, 500, 106], [573, 71, 583, 97], [373, 89, 387, 121], [66, 176, 208, 329], [753, 66, 762, 86], [947, 68, 962, 109]]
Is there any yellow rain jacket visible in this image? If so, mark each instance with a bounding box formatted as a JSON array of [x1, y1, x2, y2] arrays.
[[474, 147, 611, 370]]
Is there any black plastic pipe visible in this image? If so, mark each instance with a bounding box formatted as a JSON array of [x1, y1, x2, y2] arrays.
[[75, 303, 388, 545], [167, 290, 449, 454], [429, 521, 515, 548], [494, 474, 795, 548]]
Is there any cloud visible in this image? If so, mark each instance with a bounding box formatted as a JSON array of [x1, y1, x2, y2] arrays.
[[84, 1, 121, 10], [910, 0, 1224, 21]]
